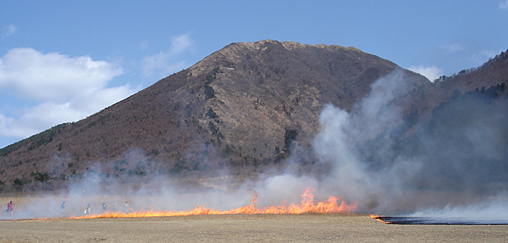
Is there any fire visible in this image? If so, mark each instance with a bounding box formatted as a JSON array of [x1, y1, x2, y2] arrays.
[[48, 187, 356, 220], [370, 214, 390, 224]]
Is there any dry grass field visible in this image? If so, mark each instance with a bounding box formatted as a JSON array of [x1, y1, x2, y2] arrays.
[[1, 214, 508, 242]]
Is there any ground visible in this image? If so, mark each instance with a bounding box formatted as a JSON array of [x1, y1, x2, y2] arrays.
[[1, 214, 508, 242]]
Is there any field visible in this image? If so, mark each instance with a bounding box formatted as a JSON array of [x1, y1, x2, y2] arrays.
[[2, 193, 508, 242], [1, 214, 508, 242]]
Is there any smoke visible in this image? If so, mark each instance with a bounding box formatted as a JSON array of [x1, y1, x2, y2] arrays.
[[1, 171, 255, 220], [410, 195, 508, 221], [308, 69, 508, 219], [311, 70, 420, 212]]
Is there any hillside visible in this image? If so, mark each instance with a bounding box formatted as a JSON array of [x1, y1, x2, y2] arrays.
[[0, 40, 429, 191], [400, 49, 508, 127]]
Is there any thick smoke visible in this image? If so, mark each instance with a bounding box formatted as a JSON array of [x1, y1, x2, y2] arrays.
[[312, 70, 419, 213], [310, 69, 508, 218]]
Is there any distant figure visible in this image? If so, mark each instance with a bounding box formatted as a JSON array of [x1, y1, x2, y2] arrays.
[[6, 201, 13, 215], [113, 201, 117, 211], [124, 201, 129, 212], [102, 202, 107, 211], [84, 202, 91, 215], [60, 201, 65, 211]]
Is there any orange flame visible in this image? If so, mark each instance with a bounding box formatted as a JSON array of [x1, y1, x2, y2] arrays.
[[39, 187, 356, 220], [369, 214, 389, 224]]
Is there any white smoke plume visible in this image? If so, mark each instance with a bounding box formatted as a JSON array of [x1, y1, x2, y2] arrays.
[[308, 69, 508, 221], [311, 70, 418, 212]]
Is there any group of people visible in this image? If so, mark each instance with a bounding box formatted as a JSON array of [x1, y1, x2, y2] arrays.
[[59, 200, 130, 215], [82, 201, 131, 215], [5, 199, 132, 216]]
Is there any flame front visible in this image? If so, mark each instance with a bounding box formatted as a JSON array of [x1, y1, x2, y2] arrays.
[[370, 214, 385, 223], [58, 188, 356, 220]]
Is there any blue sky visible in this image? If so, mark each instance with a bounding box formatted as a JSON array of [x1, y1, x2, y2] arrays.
[[0, 0, 507, 148]]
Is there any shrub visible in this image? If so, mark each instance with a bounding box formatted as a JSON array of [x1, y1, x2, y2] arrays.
[[204, 84, 215, 99], [151, 149, 160, 155], [13, 178, 24, 186], [205, 74, 215, 84], [206, 108, 218, 119]]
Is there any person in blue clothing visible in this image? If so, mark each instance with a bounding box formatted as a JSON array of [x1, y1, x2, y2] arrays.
[[84, 202, 91, 215], [6, 201, 13, 215]]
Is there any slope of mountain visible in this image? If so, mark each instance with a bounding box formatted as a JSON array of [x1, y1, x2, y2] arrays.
[[0, 40, 429, 191], [400, 49, 508, 124]]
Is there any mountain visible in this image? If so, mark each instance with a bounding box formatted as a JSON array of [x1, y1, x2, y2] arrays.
[[0, 40, 429, 191]]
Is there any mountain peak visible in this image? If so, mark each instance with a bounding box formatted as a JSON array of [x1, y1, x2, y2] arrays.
[[0, 40, 427, 191], [223, 39, 362, 53]]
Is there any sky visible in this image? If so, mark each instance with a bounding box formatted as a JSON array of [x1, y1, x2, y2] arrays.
[[0, 1, 507, 149]]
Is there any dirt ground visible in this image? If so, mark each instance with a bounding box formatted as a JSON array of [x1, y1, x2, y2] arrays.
[[1, 214, 507, 242]]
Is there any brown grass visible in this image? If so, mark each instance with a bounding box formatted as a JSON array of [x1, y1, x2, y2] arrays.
[[1, 214, 508, 242]]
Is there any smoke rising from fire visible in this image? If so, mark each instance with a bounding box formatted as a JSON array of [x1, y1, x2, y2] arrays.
[[310, 69, 508, 219], [311, 70, 418, 212]]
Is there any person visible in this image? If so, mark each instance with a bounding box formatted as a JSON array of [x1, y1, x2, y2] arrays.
[[102, 202, 107, 211], [124, 201, 129, 212], [6, 201, 13, 215], [84, 202, 91, 215], [60, 201, 65, 211], [113, 201, 117, 211]]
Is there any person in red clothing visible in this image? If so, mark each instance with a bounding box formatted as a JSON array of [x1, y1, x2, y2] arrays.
[[6, 201, 13, 215]]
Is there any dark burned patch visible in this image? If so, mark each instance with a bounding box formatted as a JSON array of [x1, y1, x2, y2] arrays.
[[86, 237, 107, 242], [373, 216, 508, 225]]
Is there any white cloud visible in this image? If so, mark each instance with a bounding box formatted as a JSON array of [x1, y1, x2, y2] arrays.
[[2, 24, 16, 38], [408, 65, 443, 82], [170, 34, 193, 54], [471, 50, 497, 64], [1, 102, 81, 138], [0, 114, 27, 139], [499, 0, 508, 10], [0, 48, 136, 143], [141, 34, 194, 78], [440, 43, 466, 53], [0, 48, 123, 102], [70, 85, 134, 115]]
